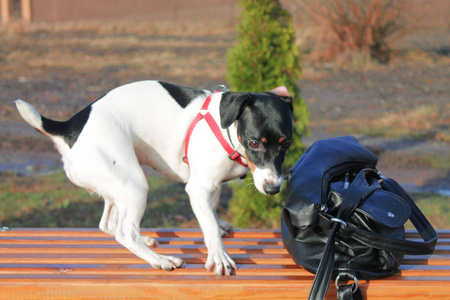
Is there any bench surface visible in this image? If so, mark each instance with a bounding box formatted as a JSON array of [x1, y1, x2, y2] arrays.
[[0, 228, 448, 299]]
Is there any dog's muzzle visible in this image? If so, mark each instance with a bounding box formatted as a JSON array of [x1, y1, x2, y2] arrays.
[[263, 182, 281, 195], [253, 167, 283, 195]]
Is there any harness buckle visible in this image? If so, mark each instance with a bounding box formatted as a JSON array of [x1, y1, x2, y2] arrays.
[[214, 85, 228, 93], [229, 150, 241, 161]]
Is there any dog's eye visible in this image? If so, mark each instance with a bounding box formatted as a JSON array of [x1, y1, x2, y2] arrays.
[[249, 140, 260, 149]]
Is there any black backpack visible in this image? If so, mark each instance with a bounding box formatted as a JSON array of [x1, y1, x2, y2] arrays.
[[281, 136, 438, 300]]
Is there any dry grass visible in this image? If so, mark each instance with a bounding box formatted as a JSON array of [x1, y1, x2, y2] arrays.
[[0, 21, 232, 83], [0, 19, 237, 36], [370, 104, 450, 141], [315, 104, 450, 141], [375, 105, 438, 133]]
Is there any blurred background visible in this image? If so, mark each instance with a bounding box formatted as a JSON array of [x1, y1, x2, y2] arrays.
[[0, 0, 448, 229]]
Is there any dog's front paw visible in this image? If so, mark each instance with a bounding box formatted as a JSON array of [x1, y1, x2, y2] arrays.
[[205, 249, 237, 276], [218, 220, 233, 237]]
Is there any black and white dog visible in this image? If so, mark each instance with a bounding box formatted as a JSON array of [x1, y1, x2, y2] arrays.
[[16, 81, 293, 275]]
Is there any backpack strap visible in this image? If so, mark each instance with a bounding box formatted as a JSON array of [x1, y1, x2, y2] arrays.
[[307, 170, 438, 300], [339, 178, 438, 254], [308, 169, 377, 300], [381, 178, 438, 245]]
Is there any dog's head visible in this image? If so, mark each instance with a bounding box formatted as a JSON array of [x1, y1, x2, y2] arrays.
[[220, 86, 293, 195]]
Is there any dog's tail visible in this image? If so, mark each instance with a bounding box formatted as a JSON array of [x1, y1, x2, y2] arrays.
[[15, 100, 52, 136], [15, 99, 71, 139], [16, 99, 92, 149]]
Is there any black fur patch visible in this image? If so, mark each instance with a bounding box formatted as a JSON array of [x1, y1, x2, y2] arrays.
[[237, 94, 293, 173], [42, 104, 92, 148], [159, 81, 206, 108]]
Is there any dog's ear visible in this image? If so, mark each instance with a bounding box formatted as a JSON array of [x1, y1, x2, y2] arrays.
[[270, 86, 291, 98], [269, 86, 293, 111], [219, 92, 253, 129]]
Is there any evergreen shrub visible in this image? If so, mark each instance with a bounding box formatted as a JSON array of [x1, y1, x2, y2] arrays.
[[226, 0, 309, 228]]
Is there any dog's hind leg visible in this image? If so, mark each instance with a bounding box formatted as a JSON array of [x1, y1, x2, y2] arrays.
[[99, 197, 158, 246], [113, 181, 184, 271], [97, 180, 183, 270], [210, 184, 233, 237], [65, 128, 179, 269], [99, 197, 117, 235], [140, 234, 159, 247]]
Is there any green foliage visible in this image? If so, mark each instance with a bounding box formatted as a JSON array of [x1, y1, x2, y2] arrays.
[[227, 0, 300, 92], [226, 0, 309, 228], [228, 175, 288, 228]]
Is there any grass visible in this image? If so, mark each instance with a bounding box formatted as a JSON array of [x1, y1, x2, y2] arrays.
[[1, 20, 448, 231], [367, 104, 448, 140], [405, 192, 450, 230], [0, 22, 232, 86], [1, 171, 448, 230], [0, 19, 237, 37], [0, 171, 198, 228], [1, 35, 229, 83], [0, 171, 101, 227], [314, 103, 450, 142]]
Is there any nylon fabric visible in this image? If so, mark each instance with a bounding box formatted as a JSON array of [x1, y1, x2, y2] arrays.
[[281, 136, 438, 300], [183, 94, 248, 168]]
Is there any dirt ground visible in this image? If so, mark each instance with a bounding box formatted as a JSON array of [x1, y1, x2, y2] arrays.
[[0, 26, 449, 194]]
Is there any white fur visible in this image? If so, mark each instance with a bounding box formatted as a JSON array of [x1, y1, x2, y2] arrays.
[[15, 81, 254, 275], [15, 100, 45, 132], [252, 167, 284, 195]]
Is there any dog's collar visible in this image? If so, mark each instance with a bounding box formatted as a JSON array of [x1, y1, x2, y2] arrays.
[[183, 91, 248, 168]]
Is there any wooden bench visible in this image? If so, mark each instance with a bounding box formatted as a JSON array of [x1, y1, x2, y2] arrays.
[[0, 228, 448, 299]]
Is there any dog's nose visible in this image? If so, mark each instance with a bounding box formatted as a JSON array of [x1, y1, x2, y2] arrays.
[[264, 182, 281, 195]]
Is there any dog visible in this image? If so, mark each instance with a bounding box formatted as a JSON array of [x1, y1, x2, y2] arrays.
[[15, 80, 293, 276]]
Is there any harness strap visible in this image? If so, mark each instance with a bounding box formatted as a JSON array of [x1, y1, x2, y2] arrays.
[[183, 94, 248, 168]]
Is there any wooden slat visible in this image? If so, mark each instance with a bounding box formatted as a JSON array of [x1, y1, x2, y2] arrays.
[[0, 228, 448, 299], [2, 228, 449, 238]]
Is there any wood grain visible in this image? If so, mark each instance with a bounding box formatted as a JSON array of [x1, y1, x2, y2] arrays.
[[0, 228, 448, 299]]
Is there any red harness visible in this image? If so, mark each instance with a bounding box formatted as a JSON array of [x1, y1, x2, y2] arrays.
[[183, 93, 248, 168]]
